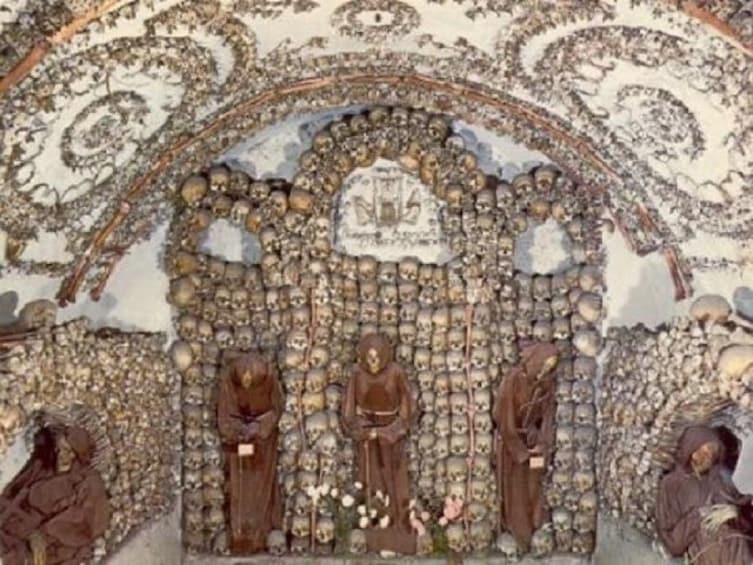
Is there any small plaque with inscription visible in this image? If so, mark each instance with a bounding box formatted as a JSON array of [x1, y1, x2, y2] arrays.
[[238, 444, 255, 457], [529, 455, 544, 469]]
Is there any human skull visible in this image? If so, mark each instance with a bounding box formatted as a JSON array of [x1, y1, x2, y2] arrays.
[[267, 530, 287, 556], [291, 514, 311, 539], [530, 525, 555, 557], [348, 529, 367, 555], [446, 524, 467, 553], [573, 469, 595, 493], [450, 434, 469, 456]]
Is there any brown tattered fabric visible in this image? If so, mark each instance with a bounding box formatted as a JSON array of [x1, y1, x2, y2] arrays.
[[494, 342, 559, 552], [341, 333, 417, 554], [656, 425, 753, 565], [217, 352, 283, 554], [0, 426, 110, 565]]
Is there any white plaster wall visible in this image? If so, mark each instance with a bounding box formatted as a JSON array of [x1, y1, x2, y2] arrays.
[[2, 111, 752, 564]]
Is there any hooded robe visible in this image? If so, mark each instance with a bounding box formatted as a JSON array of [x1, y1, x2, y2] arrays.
[[493, 342, 559, 551], [0, 426, 110, 565], [341, 333, 417, 554], [217, 352, 283, 554], [656, 425, 753, 565]]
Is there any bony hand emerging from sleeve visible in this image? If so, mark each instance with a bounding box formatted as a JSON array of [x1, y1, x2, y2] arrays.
[[28, 530, 46, 565], [701, 504, 739, 533]]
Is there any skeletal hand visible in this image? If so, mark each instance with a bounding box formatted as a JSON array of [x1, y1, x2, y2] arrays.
[[701, 504, 738, 533], [28, 530, 46, 565]]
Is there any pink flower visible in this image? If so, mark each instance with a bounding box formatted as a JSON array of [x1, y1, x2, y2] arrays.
[[410, 516, 426, 537], [443, 496, 464, 521], [420, 511, 431, 522], [438, 516, 448, 527]]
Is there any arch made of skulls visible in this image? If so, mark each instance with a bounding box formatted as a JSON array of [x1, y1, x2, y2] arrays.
[[165, 106, 605, 556]]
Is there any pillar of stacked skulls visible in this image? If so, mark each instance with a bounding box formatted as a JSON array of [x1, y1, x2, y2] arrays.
[[600, 294, 753, 535], [0, 312, 179, 562], [165, 106, 605, 556]]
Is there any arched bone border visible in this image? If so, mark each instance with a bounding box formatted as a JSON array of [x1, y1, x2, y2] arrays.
[[49, 73, 689, 309], [165, 106, 604, 556]]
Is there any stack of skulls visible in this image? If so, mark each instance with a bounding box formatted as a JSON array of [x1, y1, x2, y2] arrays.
[[1, 319, 178, 561], [599, 294, 753, 535]]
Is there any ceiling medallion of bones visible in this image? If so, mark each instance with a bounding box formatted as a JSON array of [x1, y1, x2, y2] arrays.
[[331, 0, 421, 42], [165, 106, 604, 558]]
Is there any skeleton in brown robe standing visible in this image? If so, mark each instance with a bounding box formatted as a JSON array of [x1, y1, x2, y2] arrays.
[[0, 425, 110, 565], [341, 333, 417, 554], [217, 352, 283, 554], [493, 342, 559, 552], [656, 425, 753, 565]]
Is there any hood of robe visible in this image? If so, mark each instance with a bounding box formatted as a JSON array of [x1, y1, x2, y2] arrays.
[[62, 425, 96, 465], [357, 333, 392, 373], [519, 342, 560, 380], [675, 426, 724, 469], [229, 352, 270, 387]]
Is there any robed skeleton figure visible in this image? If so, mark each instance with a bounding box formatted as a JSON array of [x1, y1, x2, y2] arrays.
[[656, 425, 753, 565], [217, 352, 283, 554], [341, 333, 417, 554], [0, 425, 110, 565], [494, 342, 559, 552]]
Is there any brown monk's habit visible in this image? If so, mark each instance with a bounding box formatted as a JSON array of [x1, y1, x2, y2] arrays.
[[341, 333, 417, 554], [656, 426, 753, 565], [494, 342, 559, 552], [0, 426, 110, 565], [217, 353, 283, 554]]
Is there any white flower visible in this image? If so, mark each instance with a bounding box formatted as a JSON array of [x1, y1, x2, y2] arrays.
[[369, 508, 378, 519], [319, 483, 330, 496], [384, 495, 390, 508], [330, 488, 339, 498], [342, 494, 355, 508], [379, 515, 391, 529], [357, 504, 367, 516], [358, 516, 370, 529], [306, 486, 318, 499], [354, 481, 363, 490], [375, 490, 384, 501], [409, 499, 416, 510]]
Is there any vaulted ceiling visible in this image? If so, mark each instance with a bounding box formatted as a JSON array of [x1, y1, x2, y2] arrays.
[[1, 0, 751, 304]]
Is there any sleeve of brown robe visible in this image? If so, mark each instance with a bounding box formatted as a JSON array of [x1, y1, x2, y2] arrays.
[[385, 366, 416, 441], [39, 472, 110, 547], [495, 371, 530, 465], [341, 371, 366, 441], [217, 374, 245, 445], [537, 382, 556, 458], [655, 474, 700, 557], [257, 369, 283, 440]]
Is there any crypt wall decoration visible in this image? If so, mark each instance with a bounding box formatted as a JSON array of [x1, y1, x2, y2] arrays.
[[165, 106, 605, 556], [599, 295, 753, 537]]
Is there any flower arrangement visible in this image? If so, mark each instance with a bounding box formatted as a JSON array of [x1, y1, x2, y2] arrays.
[[333, 481, 392, 551]]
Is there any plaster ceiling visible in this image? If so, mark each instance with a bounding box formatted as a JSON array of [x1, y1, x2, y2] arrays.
[[0, 0, 751, 305]]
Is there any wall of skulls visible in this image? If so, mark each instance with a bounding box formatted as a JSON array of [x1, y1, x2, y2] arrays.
[[599, 297, 753, 535], [2, 0, 752, 308], [165, 106, 605, 556], [0, 319, 179, 560]]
